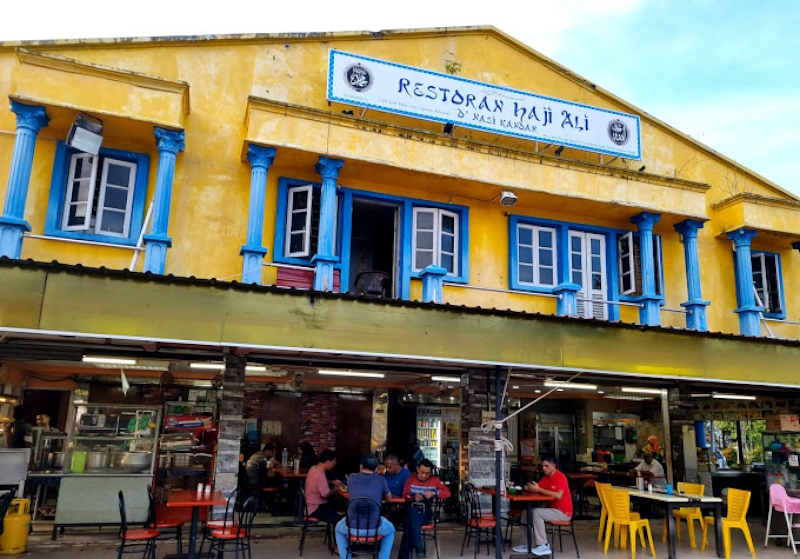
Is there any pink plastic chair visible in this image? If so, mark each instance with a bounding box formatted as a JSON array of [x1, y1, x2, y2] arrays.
[[765, 483, 800, 555]]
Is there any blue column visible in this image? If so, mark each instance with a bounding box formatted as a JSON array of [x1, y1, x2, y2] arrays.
[[728, 228, 761, 336], [143, 127, 185, 274], [554, 282, 581, 317], [240, 144, 276, 284], [420, 265, 447, 303], [674, 219, 710, 331], [0, 101, 49, 258], [631, 211, 661, 326], [312, 156, 344, 292]]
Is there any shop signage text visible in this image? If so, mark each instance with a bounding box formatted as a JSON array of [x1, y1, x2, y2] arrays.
[[328, 49, 641, 159]]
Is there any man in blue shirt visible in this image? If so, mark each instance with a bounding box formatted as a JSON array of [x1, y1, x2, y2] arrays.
[[334, 454, 395, 559], [383, 454, 411, 496]]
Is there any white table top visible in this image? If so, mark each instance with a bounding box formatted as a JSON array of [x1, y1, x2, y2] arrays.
[[614, 486, 723, 504]]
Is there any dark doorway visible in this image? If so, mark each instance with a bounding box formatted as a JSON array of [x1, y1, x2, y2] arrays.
[[335, 394, 373, 475], [22, 389, 70, 431], [349, 200, 398, 297], [387, 391, 417, 466]]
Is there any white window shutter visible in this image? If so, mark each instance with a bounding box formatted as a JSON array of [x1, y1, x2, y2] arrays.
[[618, 231, 636, 295], [412, 207, 437, 271], [285, 185, 313, 258], [94, 158, 137, 238], [62, 153, 98, 231]]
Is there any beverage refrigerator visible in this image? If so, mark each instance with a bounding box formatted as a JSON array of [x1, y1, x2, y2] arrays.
[[416, 406, 442, 467]]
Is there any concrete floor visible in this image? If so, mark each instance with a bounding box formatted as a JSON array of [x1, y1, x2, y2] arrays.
[[17, 515, 796, 559]]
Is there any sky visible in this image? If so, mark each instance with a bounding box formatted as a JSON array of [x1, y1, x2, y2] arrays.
[[2, 0, 798, 196]]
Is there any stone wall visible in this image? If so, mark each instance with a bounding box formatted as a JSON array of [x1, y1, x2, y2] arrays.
[[211, 355, 246, 516]]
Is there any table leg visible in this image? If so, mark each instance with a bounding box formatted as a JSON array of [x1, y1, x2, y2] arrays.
[[527, 502, 533, 553], [188, 505, 199, 559], [714, 502, 723, 558], [667, 503, 677, 559]]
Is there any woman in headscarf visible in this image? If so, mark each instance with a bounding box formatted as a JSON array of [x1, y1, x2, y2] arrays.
[[298, 441, 317, 469]]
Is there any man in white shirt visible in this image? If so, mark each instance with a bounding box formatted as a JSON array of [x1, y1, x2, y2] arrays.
[[634, 451, 666, 488], [246, 442, 277, 486]]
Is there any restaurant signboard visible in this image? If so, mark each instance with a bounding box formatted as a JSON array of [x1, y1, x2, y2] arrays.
[[328, 49, 641, 159]]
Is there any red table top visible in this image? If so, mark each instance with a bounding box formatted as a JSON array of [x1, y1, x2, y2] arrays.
[[167, 489, 227, 507], [274, 467, 309, 478], [337, 489, 404, 504], [478, 487, 553, 502]]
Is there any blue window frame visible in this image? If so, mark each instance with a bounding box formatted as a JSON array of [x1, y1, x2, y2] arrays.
[[509, 215, 665, 320], [733, 250, 785, 319], [45, 141, 149, 246]]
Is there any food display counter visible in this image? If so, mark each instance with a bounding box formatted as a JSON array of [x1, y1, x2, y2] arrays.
[[28, 403, 161, 538]]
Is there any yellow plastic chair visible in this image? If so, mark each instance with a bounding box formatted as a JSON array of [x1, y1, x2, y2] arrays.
[[663, 482, 705, 547], [596, 482, 643, 549], [604, 489, 656, 559], [700, 487, 755, 558]]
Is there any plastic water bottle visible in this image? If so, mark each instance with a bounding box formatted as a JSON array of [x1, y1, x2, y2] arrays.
[[281, 448, 289, 467]]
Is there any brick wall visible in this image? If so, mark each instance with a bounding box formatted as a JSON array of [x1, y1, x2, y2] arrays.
[[300, 392, 338, 450]]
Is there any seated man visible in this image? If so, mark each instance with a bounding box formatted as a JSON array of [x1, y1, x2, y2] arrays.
[[634, 451, 666, 488], [381, 454, 411, 526], [513, 455, 572, 556], [398, 459, 451, 559], [334, 454, 395, 559], [245, 442, 277, 487]]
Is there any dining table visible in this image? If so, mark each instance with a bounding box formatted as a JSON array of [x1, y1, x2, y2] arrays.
[[478, 486, 553, 553], [614, 486, 723, 559], [165, 489, 228, 559]]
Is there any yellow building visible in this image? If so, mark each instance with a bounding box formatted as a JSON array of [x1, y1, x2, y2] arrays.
[[1, 27, 799, 502]]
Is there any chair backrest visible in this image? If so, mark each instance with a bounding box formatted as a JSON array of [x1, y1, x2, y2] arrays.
[[595, 481, 612, 511], [769, 483, 789, 510], [466, 484, 488, 520], [235, 493, 259, 533], [608, 489, 633, 522], [145, 485, 156, 527], [118, 491, 130, 538], [300, 487, 311, 520], [345, 497, 383, 541], [681, 482, 705, 497], [726, 488, 751, 522]]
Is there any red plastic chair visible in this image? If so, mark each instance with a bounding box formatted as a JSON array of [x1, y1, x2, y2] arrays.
[[117, 490, 159, 559]]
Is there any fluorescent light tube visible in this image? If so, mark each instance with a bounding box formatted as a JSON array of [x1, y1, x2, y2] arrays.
[[318, 370, 385, 378], [83, 356, 137, 365], [712, 394, 756, 401], [431, 375, 460, 382], [621, 387, 662, 395], [245, 365, 267, 373], [543, 381, 597, 390], [190, 363, 224, 370]]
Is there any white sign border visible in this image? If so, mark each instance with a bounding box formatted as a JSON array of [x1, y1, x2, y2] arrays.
[[327, 49, 641, 160]]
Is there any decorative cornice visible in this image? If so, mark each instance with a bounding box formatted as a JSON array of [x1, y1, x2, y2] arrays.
[[246, 96, 711, 195], [15, 48, 191, 116], [710, 192, 800, 212]]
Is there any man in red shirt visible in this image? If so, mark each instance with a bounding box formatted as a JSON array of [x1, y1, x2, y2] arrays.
[[398, 459, 451, 559], [513, 455, 572, 556]]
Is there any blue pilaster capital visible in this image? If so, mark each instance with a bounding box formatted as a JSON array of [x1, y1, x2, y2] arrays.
[[239, 244, 268, 257], [0, 215, 32, 231], [726, 228, 757, 248], [154, 127, 186, 154], [630, 211, 661, 232], [247, 144, 276, 169], [553, 282, 581, 295], [680, 299, 710, 309], [10, 101, 49, 133], [674, 219, 705, 240], [311, 253, 338, 265], [420, 265, 448, 278], [315, 156, 344, 181], [142, 233, 173, 248]]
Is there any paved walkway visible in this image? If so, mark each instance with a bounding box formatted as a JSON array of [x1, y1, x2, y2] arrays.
[[18, 516, 791, 559]]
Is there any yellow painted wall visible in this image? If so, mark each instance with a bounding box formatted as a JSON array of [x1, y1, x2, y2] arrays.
[[0, 28, 798, 339]]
